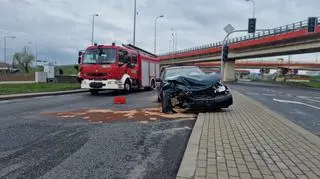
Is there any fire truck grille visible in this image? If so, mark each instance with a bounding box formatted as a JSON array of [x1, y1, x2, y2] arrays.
[[86, 73, 108, 77]]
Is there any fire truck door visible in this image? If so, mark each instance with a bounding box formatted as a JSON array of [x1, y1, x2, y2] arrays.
[[127, 54, 138, 80]]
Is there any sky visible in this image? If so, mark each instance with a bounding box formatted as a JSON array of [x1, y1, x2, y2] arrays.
[[0, 0, 320, 65]]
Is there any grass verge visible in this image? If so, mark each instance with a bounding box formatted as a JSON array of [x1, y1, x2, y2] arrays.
[[0, 83, 81, 95]]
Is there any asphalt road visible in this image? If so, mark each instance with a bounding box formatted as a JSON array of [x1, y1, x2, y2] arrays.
[[0, 90, 195, 179], [230, 81, 320, 136]]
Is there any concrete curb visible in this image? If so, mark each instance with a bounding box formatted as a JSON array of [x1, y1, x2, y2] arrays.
[[176, 113, 205, 179], [234, 90, 320, 148], [0, 89, 88, 100]]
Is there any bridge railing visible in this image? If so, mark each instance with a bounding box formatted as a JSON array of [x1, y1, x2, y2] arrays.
[[160, 17, 320, 57]]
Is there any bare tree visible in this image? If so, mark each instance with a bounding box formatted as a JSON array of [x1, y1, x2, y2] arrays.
[[12, 47, 35, 73]]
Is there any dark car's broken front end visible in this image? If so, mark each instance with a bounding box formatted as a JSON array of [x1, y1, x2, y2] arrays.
[[161, 74, 233, 113]]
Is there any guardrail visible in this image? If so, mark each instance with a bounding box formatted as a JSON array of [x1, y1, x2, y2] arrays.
[[159, 17, 320, 57]]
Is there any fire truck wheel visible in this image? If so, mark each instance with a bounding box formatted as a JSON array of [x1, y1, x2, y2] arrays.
[[123, 79, 131, 93]]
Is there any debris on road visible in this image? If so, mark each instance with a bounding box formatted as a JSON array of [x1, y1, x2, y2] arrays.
[[42, 107, 196, 123], [113, 96, 126, 104]]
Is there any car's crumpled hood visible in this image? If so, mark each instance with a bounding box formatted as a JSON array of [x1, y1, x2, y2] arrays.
[[164, 73, 221, 91]]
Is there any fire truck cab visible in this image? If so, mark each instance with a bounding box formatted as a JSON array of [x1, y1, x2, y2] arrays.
[[77, 43, 160, 95]]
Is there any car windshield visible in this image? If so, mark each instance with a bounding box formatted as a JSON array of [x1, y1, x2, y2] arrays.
[[164, 67, 205, 79], [82, 48, 117, 64]]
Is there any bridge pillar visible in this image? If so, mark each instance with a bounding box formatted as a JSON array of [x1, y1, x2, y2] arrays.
[[223, 60, 236, 82]]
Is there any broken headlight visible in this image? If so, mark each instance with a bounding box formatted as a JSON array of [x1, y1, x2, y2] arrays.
[[213, 81, 227, 92], [216, 85, 226, 92]]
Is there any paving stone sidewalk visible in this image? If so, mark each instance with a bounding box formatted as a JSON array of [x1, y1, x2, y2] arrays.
[[177, 90, 320, 179]]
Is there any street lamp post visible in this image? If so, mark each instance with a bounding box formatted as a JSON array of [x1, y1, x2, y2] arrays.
[[171, 31, 175, 52], [91, 13, 99, 45], [133, 0, 137, 45], [171, 28, 177, 52], [3, 35, 16, 64], [245, 0, 255, 18], [154, 15, 164, 54], [35, 44, 38, 61], [27, 41, 38, 61]]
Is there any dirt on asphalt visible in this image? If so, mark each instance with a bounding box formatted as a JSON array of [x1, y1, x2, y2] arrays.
[[42, 107, 197, 123]]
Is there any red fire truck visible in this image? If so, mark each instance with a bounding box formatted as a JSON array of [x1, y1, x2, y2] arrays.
[[77, 43, 160, 95]]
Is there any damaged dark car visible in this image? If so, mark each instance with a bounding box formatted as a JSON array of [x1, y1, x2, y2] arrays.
[[155, 66, 233, 113]]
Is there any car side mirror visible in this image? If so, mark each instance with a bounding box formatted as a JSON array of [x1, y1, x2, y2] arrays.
[[78, 57, 81, 64], [155, 78, 162, 82], [74, 65, 79, 71]]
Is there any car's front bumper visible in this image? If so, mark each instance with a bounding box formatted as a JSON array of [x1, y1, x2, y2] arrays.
[[181, 92, 233, 109], [81, 79, 123, 90]]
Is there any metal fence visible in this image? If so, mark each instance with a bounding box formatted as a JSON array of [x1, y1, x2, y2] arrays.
[[160, 17, 320, 57]]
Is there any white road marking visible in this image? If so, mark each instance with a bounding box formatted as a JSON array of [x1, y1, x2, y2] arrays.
[[273, 98, 320, 110], [0, 100, 10, 104], [297, 96, 306, 98], [0, 95, 55, 104], [33, 96, 53, 99], [246, 92, 260, 95], [0, 99, 25, 104], [151, 126, 192, 135], [261, 93, 276, 96], [297, 96, 320, 103]]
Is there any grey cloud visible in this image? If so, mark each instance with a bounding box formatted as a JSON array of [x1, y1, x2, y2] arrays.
[[1, 0, 320, 64]]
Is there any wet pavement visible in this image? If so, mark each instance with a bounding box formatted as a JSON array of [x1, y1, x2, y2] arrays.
[[0, 90, 196, 179]]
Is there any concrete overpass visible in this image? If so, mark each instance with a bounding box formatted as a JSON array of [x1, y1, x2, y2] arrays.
[[192, 61, 320, 71], [159, 17, 320, 81]]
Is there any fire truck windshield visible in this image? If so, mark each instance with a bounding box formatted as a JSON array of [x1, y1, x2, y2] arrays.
[[82, 48, 117, 64]]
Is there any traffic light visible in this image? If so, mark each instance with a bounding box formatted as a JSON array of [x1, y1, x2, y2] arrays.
[[222, 45, 229, 61], [248, 18, 256, 33], [308, 17, 317, 33]]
